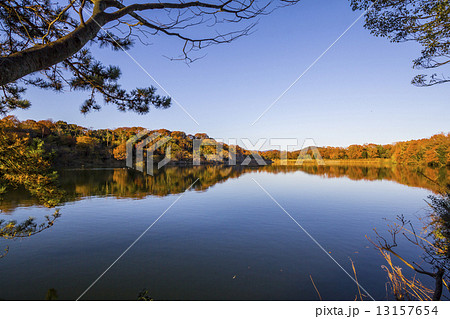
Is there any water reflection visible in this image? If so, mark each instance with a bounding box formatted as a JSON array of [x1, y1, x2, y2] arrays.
[[1, 164, 449, 213], [1, 164, 448, 300]]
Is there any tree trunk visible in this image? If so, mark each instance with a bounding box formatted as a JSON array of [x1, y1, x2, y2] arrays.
[[432, 268, 444, 301], [0, 8, 109, 86]]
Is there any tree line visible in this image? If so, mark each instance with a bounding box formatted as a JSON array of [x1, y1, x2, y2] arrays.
[[261, 134, 450, 167], [0, 116, 254, 168], [2, 116, 449, 168]]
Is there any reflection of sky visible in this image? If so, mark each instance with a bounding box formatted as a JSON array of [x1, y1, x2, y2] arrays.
[[9, 0, 450, 149], [1, 170, 436, 300]]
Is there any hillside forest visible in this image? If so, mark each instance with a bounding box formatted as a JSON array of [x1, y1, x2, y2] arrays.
[[1, 116, 449, 169]]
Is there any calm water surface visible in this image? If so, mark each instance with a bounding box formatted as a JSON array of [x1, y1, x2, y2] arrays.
[[0, 165, 448, 300]]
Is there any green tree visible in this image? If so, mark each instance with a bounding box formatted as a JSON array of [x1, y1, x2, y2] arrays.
[[0, 119, 64, 207], [0, 0, 299, 114], [352, 0, 450, 86]]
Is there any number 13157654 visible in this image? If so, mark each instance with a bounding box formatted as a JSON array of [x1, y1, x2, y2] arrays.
[[376, 305, 438, 316]]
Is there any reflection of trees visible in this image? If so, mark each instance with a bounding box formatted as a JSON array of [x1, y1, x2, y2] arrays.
[[60, 166, 244, 199], [274, 165, 449, 194], [1, 165, 449, 212], [0, 210, 60, 259]]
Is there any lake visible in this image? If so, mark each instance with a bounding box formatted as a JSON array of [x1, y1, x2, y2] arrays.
[[1, 165, 449, 300]]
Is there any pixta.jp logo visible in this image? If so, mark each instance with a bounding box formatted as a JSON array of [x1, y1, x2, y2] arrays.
[[126, 130, 172, 176], [126, 131, 324, 175]]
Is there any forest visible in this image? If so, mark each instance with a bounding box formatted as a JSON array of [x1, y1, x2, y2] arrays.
[[1, 116, 449, 169], [0, 116, 254, 168], [262, 134, 450, 167]]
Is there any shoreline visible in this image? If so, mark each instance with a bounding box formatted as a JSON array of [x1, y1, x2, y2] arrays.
[[270, 158, 395, 167], [54, 158, 450, 170]]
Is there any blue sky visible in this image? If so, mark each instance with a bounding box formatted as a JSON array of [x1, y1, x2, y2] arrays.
[[10, 0, 450, 149]]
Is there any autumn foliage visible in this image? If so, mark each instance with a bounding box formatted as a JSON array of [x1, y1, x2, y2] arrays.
[[261, 134, 450, 167], [0, 116, 255, 166], [1, 116, 449, 168], [0, 117, 63, 207]]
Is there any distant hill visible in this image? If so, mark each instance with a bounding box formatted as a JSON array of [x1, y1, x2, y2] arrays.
[[0, 116, 260, 168], [1, 116, 448, 168]]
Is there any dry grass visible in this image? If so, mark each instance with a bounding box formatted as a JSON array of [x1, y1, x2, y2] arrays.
[[309, 275, 322, 301], [350, 258, 364, 301], [380, 250, 433, 301], [309, 259, 369, 301]]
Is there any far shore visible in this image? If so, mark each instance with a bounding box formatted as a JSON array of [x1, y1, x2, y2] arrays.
[[271, 158, 395, 167], [55, 158, 450, 170]]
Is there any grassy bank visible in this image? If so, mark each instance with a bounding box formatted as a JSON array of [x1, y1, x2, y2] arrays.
[[271, 158, 394, 167]]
